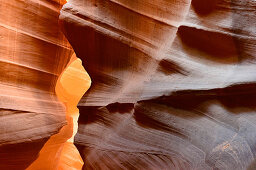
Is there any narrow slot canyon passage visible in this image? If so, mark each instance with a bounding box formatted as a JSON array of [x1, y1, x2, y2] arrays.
[[26, 0, 91, 169], [27, 54, 91, 170]]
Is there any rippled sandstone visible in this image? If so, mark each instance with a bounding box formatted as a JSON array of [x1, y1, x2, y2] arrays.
[[60, 0, 256, 169], [1, 0, 256, 169]]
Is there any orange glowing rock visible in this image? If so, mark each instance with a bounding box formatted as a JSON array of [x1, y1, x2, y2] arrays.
[[27, 53, 91, 170]]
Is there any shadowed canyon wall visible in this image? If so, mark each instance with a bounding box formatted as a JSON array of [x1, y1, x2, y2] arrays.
[[1, 0, 256, 169], [60, 0, 256, 169]]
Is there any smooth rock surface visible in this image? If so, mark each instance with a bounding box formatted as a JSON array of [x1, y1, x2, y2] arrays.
[[60, 0, 256, 169], [0, 0, 72, 169]]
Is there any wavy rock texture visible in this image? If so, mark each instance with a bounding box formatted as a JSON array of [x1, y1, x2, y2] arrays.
[[0, 0, 73, 169], [60, 0, 256, 169]]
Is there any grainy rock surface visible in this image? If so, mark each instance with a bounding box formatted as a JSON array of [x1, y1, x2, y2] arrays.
[[60, 0, 256, 169]]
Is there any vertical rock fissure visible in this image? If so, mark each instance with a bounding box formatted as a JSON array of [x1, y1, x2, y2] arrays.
[[26, 54, 91, 170]]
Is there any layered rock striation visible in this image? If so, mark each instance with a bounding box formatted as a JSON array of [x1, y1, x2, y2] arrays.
[[0, 0, 74, 169], [60, 0, 256, 169], [1, 0, 256, 169]]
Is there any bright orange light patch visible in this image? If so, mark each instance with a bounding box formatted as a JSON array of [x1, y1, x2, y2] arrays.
[[27, 54, 91, 170]]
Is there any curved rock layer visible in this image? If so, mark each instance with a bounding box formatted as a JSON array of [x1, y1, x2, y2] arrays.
[[60, 0, 256, 169], [0, 0, 73, 169]]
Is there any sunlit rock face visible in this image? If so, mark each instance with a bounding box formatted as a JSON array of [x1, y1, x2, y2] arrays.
[[60, 0, 256, 169], [27, 54, 91, 170], [0, 0, 73, 169]]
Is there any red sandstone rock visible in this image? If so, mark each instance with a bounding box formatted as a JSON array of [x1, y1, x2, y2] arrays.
[[0, 0, 72, 169], [1, 0, 256, 169]]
